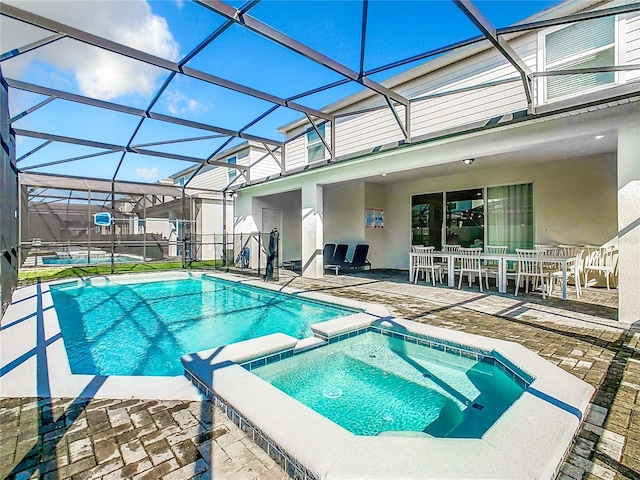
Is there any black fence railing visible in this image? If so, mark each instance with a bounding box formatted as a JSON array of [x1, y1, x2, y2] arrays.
[[19, 231, 281, 281]]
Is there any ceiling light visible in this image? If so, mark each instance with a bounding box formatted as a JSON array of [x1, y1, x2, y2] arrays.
[[595, 135, 605, 140], [462, 158, 475, 165], [381, 173, 387, 177]]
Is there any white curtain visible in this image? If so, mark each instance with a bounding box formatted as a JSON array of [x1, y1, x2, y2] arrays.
[[487, 183, 533, 253]]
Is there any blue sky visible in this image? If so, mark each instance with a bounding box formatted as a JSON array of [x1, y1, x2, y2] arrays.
[[2, 0, 562, 183]]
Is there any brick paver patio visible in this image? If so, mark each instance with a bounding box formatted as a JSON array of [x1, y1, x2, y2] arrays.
[[1, 269, 638, 480]]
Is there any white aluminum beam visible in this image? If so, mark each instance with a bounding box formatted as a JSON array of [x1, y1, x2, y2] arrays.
[[1, 4, 332, 129], [196, 0, 409, 108], [5, 80, 283, 146], [0, 33, 65, 61], [14, 129, 246, 169], [497, 3, 640, 35], [453, 0, 533, 108], [304, 113, 333, 159]]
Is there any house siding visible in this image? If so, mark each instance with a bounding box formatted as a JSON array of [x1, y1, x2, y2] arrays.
[[625, 12, 640, 81], [248, 149, 281, 181], [281, 6, 637, 170], [335, 106, 406, 157]]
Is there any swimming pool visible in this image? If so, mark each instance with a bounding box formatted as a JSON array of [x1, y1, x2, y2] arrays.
[[50, 275, 358, 376], [42, 254, 141, 265], [252, 331, 525, 437], [183, 317, 594, 480]]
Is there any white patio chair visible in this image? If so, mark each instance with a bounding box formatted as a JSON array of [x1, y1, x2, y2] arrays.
[[550, 249, 584, 298], [558, 244, 580, 257], [584, 245, 618, 290], [515, 249, 550, 299], [457, 247, 485, 292], [483, 245, 508, 290], [442, 244, 462, 277], [413, 246, 443, 286]]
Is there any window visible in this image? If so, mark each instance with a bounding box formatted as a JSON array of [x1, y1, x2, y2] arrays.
[[542, 16, 616, 101], [306, 124, 326, 162], [411, 193, 443, 249], [227, 156, 237, 183], [445, 189, 484, 248], [486, 183, 533, 252], [410, 184, 533, 253]]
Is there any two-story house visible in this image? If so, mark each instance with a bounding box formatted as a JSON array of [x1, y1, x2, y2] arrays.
[[226, 0, 640, 323]]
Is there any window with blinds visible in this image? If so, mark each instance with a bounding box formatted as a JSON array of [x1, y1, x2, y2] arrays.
[[544, 16, 616, 101], [306, 124, 326, 163]]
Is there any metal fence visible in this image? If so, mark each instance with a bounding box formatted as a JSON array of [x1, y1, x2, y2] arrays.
[[1, 77, 19, 316], [16, 171, 281, 289], [20, 231, 280, 282]]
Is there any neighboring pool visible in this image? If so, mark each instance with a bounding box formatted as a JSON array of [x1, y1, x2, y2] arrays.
[[50, 276, 358, 376], [252, 331, 525, 437], [42, 254, 141, 265]]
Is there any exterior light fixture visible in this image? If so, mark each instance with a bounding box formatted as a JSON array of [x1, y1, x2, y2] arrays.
[[381, 173, 387, 177], [463, 158, 475, 165], [595, 135, 605, 139]]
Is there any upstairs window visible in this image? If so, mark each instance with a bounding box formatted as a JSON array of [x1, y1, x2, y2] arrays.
[[543, 16, 616, 101], [227, 156, 237, 183], [306, 124, 326, 163]]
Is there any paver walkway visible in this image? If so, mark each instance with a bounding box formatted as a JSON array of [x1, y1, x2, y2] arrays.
[[1, 269, 638, 480], [1, 397, 289, 480]]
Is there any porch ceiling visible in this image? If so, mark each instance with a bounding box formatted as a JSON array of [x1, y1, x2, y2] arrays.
[[362, 131, 618, 185]]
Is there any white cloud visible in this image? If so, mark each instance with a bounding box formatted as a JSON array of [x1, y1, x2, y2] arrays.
[[136, 167, 159, 180], [2, 0, 180, 101], [165, 89, 211, 117]]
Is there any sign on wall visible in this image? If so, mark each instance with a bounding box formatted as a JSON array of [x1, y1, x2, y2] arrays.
[[365, 207, 384, 229]]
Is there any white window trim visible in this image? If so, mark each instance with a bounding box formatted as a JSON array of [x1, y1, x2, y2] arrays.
[[536, 15, 621, 105], [227, 155, 237, 182], [305, 125, 327, 164]]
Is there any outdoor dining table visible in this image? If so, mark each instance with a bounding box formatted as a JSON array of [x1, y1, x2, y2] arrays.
[[409, 251, 577, 300]]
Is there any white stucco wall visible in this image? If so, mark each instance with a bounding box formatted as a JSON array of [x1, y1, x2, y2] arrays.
[[380, 154, 617, 269], [364, 183, 386, 269], [323, 182, 365, 261]]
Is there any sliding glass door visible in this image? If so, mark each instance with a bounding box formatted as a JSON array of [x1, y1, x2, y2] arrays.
[[445, 189, 484, 248], [411, 193, 443, 249], [487, 183, 534, 252]]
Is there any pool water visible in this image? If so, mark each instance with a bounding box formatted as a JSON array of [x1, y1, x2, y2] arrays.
[[253, 332, 525, 437], [50, 276, 356, 376], [42, 255, 140, 265]]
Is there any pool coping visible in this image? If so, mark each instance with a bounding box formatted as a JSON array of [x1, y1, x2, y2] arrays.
[[0, 271, 386, 401], [182, 317, 595, 480]]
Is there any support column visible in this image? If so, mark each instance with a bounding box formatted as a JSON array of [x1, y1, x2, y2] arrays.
[[301, 183, 324, 278], [617, 125, 640, 325]]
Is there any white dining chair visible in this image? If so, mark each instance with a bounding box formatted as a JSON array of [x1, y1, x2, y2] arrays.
[[515, 249, 550, 299], [483, 245, 508, 289], [584, 245, 618, 290], [413, 246, 443, 286], [457, 247, 484, 292], [550, 249, 583, 298]]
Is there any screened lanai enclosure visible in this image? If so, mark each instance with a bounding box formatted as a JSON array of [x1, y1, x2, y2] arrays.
[[15, 172, 280, 287], [1, 0, 638, 314]]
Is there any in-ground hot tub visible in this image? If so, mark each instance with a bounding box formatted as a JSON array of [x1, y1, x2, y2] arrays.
[[182, 316, 594, 480]]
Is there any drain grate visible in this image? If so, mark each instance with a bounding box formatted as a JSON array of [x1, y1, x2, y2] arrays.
[[471, 403, 484, 411]]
